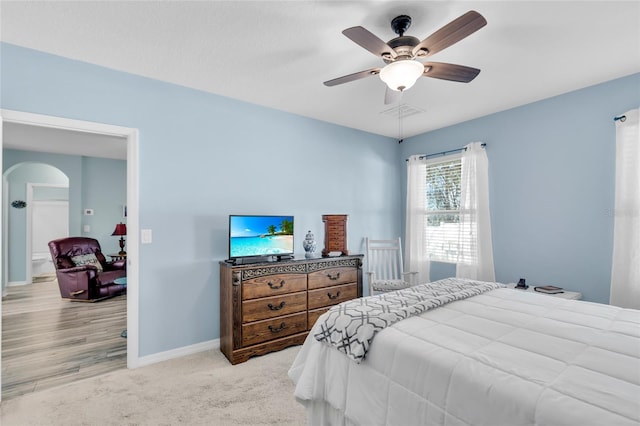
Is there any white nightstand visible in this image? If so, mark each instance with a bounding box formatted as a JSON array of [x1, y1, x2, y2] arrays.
[[506, 283, 582, 300]]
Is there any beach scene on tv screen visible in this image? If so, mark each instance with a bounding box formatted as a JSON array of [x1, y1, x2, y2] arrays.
[[230, 216, 294, 257]]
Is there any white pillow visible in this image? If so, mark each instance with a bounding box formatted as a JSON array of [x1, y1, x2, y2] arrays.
[[71, 253, 103, 272]]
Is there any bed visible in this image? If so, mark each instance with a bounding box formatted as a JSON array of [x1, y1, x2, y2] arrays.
[[289, 278, 640, 425]]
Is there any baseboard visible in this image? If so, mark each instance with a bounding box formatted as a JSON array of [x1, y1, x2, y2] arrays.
[[137, 338, 220, 368], [7, 281, 28, 287]]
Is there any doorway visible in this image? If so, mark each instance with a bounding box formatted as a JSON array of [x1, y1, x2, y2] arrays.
[[30, 199, 68, 277], [0, 109, 140, 402], [28, 183, 70, 282]]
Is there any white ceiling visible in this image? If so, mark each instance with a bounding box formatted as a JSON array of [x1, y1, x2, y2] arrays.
[[1, 1, 639, 142], [3, 122, 127, 160]]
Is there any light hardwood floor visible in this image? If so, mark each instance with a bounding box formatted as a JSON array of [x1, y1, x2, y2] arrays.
[[1, 275, 126, 400]]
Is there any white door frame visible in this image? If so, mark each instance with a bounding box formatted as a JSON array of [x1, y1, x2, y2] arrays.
[[2, 173, 8, 294], [0, 109, 141, 403], [26, 182, 69, 284]]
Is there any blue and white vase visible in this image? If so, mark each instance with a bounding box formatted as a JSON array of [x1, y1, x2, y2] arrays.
[[303, 230, 317, 258]]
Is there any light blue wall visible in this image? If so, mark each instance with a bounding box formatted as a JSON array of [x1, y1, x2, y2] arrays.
[[3, 149, 127, 282], [80, 156, 127, 255], [1, 43, 401, 357], [399, 72, 640, 303]]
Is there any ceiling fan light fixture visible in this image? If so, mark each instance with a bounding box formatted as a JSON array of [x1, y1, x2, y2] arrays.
[[379, 60, 424, 92]]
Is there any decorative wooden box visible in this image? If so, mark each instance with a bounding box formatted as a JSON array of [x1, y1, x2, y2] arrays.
[[322, 214, 349, 256]]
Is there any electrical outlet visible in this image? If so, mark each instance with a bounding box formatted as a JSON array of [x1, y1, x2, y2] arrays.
[[84, 208, 94, 216]]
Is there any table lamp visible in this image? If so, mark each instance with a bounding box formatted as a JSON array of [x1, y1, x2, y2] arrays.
[[112, 222, 127, 255]]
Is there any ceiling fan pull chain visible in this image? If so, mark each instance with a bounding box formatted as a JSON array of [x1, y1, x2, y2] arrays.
[[398, 106, 404, 144]]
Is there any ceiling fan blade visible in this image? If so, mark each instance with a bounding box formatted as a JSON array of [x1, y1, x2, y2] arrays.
[[384, 87, 403, 105], [343, 26, 397, 60], [423, 62, 480, 83], [412, 11, 487, 58], [324, 68, 380, 87]]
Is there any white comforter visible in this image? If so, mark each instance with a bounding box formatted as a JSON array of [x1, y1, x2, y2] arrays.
[[289, 287, 640, 426]]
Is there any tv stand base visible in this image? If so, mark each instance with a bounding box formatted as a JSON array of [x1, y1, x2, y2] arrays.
[[227, 254, 296, 265]]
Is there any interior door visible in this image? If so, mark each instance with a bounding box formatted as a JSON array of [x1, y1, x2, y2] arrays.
[[31, 200, 68, 276]]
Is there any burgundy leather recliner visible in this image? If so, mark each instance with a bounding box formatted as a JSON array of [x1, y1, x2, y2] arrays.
[[48, 237, 126, 302]]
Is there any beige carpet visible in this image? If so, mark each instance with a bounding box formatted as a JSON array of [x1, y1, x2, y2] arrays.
[[1, 346, 307, 425]]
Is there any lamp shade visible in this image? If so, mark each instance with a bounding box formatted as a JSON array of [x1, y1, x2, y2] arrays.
[[379, 60, 425, 92], [111, 223, 127, 236]]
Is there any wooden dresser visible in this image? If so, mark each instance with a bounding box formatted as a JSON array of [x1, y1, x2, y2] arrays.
[[219, 255, 363, 364]]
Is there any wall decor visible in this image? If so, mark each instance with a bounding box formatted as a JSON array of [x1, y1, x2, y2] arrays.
[[11, 200, 27, 209]]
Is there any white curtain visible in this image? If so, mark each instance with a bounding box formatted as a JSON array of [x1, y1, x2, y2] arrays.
[[456, 142, 496, 282], [405, 155, 430, 284], [610, 108, 640, 309]]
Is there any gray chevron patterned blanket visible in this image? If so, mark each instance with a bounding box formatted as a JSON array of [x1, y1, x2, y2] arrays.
[[314, 277, 503, 363]]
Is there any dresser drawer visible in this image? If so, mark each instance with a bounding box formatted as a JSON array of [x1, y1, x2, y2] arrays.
[[308, 307, 331, 330], [242, 312, 307, 347], [242, 291, 307, 323], [308, 283, 358, 310], [242, 273, 307, 300], [308, 267, 357, 289]]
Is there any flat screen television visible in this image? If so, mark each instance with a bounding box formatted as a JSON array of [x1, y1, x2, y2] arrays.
[[229, 215, 294, 260]]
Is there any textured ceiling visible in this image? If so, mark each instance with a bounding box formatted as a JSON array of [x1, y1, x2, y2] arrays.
[[1, 1, 639, 141]]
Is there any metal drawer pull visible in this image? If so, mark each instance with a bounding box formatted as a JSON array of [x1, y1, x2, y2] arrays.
[[267, 301, 286, 311], [327, 291, 341, 300], [267, 280, 285, 290], [327, 272, 341, 280], [268, 322, 286, 333]]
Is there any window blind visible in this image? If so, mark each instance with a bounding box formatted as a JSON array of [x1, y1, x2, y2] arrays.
[[424, 158, 469, 263]]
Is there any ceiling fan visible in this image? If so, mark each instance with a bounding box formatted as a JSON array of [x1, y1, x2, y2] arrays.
[[324, 11, 487, 104]]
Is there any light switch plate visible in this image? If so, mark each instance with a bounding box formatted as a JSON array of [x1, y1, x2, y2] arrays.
[[141, 229, 152, 244], [83, 225, 90, 233]]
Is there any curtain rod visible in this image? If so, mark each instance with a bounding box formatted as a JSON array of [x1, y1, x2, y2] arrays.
[[614, 115, 626, 122], [407, 143, 487, 161]]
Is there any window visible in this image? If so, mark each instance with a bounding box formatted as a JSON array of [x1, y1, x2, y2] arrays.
[[423, 155, 463, 263], [406, 143, 493, 281]]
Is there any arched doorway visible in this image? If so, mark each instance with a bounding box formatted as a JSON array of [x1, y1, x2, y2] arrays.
[[3, 162, 69, 290]]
